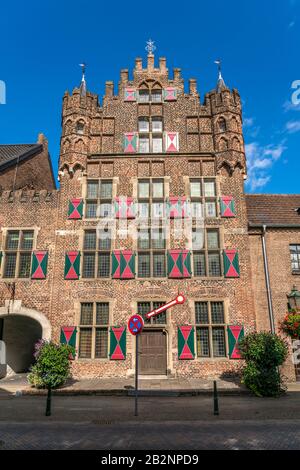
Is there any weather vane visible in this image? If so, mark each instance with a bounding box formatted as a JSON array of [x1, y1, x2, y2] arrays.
[[79, 63, 86, 78], [146, 39, 156, 55], [214, 59, 222, 76]]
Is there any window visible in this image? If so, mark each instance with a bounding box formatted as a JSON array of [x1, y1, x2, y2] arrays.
[[138, 117, 163, 153], [85, 180, 113, 219], [3, 230, 34, 278], [76, 121, 85, 135], [137, 179, 165, 221], [138, 228, 166, 278], [137, 301, 166, 325], [190, 178, 217, 219], [218, 118, 226, 133], [290, 245, 300, 273], [82, 230, 111, 278], [138, 88, 162, 103], [78, 302, 109, 359], [192, 228, 221, 277], [195, 301, 227, 358]]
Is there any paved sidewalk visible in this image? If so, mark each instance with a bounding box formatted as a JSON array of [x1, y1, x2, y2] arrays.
[[1, 373, 299, 396]]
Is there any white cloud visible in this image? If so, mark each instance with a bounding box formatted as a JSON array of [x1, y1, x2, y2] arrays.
[[288, 20, 296, 28], [243, 117, 254, 127], [245, 142, 287, 192], [286, 120, 300, 133], [283, 100, 300, 112]]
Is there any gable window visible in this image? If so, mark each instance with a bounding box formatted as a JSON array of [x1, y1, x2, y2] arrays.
[[85, 180, 113, 219], [3, 230, 34, 279], [195, 301, 227, 358], [290, 245, 300, 273], [78, 302, 109, 359], [82, 230, 111, 278], [138, 117, 163, 153]]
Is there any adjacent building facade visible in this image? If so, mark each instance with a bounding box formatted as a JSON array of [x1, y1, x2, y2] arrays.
[[0, 53, 299, 381]]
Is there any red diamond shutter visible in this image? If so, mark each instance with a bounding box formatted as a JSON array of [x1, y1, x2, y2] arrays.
[[112, 251, 135, 279], [31, 251, 48, 279], [124, 87, 137, 102], [220, 196, 236, 218], [165, 132, 179, 152], [163, 87, 177, 101], [110, 327, 126, 360], [168, 250, 191, 278], [115, 197, 135, 219], [228, 325, 244, 359], [178, 326, 195, 360], [64, 251, 81, 280], [223, 249, 240, 278], [124, 133, 138, 153], [168, 197, 186, 218], [68, 199, 83, 220]]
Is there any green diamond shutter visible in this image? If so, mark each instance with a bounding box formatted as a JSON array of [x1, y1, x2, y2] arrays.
[[220, 196, 236, 218], [68, 199, 83, 220], [163, 87, 177, 101], [31, 251, 48, 279], [168, 250, 191, 278], [124, 87, 137, 101], [60, 326, 77, 348], [228, 326, 244, 359], [112, 251, 135, 279], [178, 326, 195, 360], [64, 251, 81, 280], [110, 327, 126, 360], [223, 250, 240, 278], [124, 133, 138, 153]]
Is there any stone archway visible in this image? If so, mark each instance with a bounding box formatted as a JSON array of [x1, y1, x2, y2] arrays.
[[0, 301, 51, 374]]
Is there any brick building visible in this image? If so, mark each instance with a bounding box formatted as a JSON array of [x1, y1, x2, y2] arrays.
[[0, 53, 299, 381]]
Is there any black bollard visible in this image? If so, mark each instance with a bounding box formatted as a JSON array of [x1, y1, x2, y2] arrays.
[[213, 380, 219, 416], [45, 387, 52, 417]]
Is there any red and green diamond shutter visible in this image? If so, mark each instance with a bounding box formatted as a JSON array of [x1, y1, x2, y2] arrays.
[[112, 251, 121, 279], [163, 87, 177, 101], [220, 196, 236, 218], [168, 197, 182, 218], [124, 87, 137, 102], [178, 326, 195, 360], [120, 251, 135, 279], [228, 325, 244, 359], [64, 251, 81, 280], [223, 249, 240, 278], [60, 326, 77, 348], [115, 197, 135, 219], [168, 250, 183, 278], [165, 132, 179, 152], [68, 198, 83, 220], [124, 133, 138, 153], [110, 327, 126, 360], [31, 251, 48, 279], [182, 250, 192, 278]]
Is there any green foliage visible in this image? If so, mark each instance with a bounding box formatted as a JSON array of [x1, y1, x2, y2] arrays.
[[280, 310, 300, 339], [239, 332, 288, 397], [28, 340, 74, 389]]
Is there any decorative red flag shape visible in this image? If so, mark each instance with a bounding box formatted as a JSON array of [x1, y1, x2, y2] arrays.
[[145, 294, 186, 320]]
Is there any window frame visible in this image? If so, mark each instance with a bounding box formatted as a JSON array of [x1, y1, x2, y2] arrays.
[[290, 244, 300, 274], [190, 178, 218, 219], [137, 300, 167, 326], [137, 116, 163, 154], [82, 229, 112, 279], [78, 302, 110, 360], [85, 179, 113, 220], [2, 229, 35, 279], [195, 301, 228, 359], [137, 227, 166, 279], [192, 228, 222, 278]]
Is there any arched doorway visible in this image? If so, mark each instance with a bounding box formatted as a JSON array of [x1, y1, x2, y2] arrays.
[[1, 315, 42, 372], [0, 303, 51, 375]]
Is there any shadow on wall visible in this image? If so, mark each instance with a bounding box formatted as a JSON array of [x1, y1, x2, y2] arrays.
[[1, 315, 42, 373]]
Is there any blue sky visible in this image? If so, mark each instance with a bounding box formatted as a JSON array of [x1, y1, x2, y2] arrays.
[[0, 0, 299, 193]]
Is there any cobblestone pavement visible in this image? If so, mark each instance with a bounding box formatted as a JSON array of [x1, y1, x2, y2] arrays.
[[0, 420, 300, 450], [0, 395, 300, 449]]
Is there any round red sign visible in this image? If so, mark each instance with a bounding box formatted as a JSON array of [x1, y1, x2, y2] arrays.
[[128, 314, 144, 336]]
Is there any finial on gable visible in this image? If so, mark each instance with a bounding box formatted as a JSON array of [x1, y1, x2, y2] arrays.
[[214, 59, 227, 93], [146, 39, 156, 55], [79, 63, 87, 97]]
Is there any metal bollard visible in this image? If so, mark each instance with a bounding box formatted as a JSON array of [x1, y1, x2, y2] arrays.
[[45, 387, 52, 417], [213, 380, 219, 416]]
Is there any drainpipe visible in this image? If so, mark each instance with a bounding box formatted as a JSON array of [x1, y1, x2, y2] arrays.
[[261, 225, 276, 334]]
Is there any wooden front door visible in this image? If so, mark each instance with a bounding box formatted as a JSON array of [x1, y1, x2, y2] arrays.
[[139, 330, 167, 375]]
